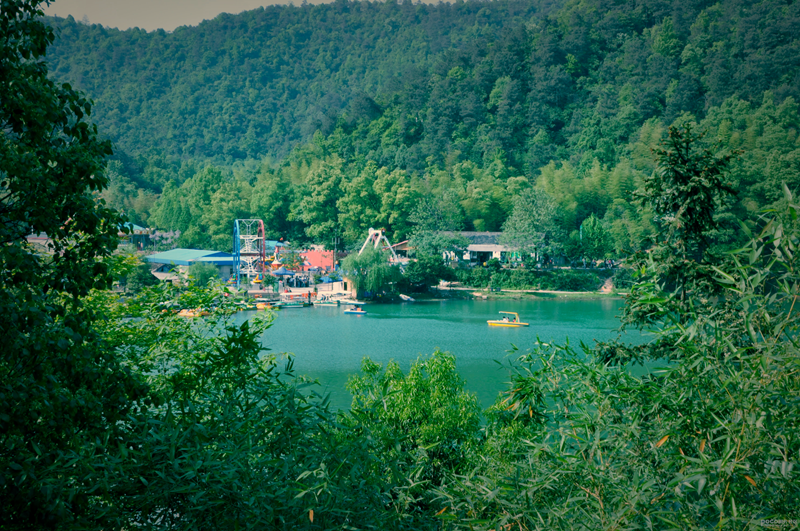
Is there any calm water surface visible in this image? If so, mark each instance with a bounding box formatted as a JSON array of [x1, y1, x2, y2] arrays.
[[237, 298, 640, 410]]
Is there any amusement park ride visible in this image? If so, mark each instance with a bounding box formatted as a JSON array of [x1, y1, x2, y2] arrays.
[[358, 227, 405, 270], [233, 221, 405, 288], [232, 219, 267, 288]]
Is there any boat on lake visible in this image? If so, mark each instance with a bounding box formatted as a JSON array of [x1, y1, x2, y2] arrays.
[[314, 294, 340, 306], [343, 301, 367, 314], [280, 292, 311, 308], [281, 300, 310, 308], [487, 311, 528, 327]]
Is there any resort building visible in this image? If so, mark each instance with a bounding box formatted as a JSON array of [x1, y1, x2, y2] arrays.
[[439, 232, 513, 264], [144, 248, 234, 282]]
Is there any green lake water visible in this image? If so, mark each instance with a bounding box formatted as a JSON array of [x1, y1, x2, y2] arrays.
[[236, 298, 643, 410]]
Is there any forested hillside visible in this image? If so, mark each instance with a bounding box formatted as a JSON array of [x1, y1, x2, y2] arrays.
[[46, 0, 800, 257], [46, 0, 557, 164], [7, 1, 799, 527]]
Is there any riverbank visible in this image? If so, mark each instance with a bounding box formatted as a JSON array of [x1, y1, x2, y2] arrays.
[[430, 285, 627, 301]]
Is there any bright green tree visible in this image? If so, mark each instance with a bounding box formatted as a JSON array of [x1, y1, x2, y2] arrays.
[[291, 157, 345, 242], [336, 161, 381, 243], [346, 350, 481, 487], [126, 260, 159, 293], [340, 246, 401, 297], [372, 166, 419, 242], [500, 188, 563, 260], [149, 165, 230, 249], [580, 214, 613, 261], [250, 163, 302, 240]]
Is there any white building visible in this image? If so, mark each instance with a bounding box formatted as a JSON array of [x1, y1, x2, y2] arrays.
[[441, 232, 513, 264]]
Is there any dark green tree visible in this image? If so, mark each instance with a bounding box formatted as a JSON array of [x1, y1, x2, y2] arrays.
[[126, 261, 159, 293], [188, 261, 219, 287], [624, 125, 736, 329], [0, 1, 145, 527], [399, 254, 454, 293], [409, 189, 470, 257]]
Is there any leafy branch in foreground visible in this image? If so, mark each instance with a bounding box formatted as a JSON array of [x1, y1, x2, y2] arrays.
[[88, 279, 407, 529], [1, 2, 145, 527], [432, 184, 799, 528]]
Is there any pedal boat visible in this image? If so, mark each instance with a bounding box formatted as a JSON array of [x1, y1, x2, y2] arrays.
[[487, 311, 528, 327], [314, 295, 340, 306], [344, 302, 366, 315]]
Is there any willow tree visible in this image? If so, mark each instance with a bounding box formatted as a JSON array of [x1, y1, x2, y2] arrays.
[[340, 246, 401, 297]]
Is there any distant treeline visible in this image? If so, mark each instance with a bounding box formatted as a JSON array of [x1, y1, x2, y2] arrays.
[[47, 0, 800, 258]]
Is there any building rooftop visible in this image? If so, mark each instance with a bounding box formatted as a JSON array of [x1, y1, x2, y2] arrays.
[[145, 248, 233, 266], [438, 231, 506, 249], [121, 222, 150, 235]]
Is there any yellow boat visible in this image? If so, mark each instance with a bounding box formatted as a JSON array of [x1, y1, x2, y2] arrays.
[[487, 311, 528, 327]]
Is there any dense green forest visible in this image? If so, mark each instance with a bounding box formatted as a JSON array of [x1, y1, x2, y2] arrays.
[[4, 1, 799, 528], [46, 0, 557, 162], [45, 0, 800, 260]]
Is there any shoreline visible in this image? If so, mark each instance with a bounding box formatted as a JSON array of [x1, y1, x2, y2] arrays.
[[414, 287, 628, 302]]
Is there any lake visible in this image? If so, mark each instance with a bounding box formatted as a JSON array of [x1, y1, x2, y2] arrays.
[[235, 297, 642, 410]]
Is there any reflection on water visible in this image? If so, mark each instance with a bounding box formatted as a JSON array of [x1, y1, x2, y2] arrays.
[[235, 298, 643, 410]]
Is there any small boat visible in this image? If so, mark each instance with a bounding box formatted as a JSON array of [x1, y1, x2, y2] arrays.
[[487, 311, 528, 327], [314, 295, 340, 306], [234, 301, 256, 311], [282, 301, 310, 308], [399, 294, 415, 302], [280, 293, 311, 308], [344, 302, 366, 315]]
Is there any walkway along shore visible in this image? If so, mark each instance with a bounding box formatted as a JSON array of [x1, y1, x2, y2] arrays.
[[434, 284, 627, 300]]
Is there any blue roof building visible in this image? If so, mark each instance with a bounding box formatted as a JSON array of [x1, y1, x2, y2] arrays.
[[144, 249, 235, 284], [144, 248, 234, 266]]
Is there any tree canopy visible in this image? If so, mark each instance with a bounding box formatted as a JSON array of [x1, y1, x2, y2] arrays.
[[1, 1, 144, 526], [42, 0, 800, 259], [5, 2, 799, 529]]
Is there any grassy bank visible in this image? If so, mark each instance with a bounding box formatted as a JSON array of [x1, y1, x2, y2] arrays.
[[451, 267, 633, 294], [433, 286, 626, 300]]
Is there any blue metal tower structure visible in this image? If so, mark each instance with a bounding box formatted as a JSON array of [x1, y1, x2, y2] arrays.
[[233, 219, 266, 288]]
